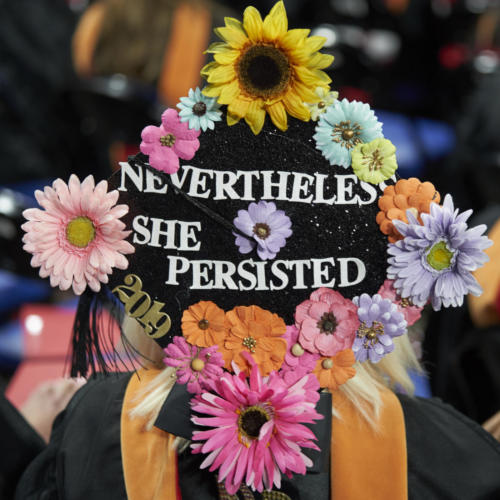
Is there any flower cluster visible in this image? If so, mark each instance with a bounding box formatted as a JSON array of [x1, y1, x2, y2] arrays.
[[22, 175, 134, 295], [387, 194, 492, 310]]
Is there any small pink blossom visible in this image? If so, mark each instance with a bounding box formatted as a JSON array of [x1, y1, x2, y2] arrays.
[[377, 279, 423, 326], [140, 108, 200, 174], [164, 336, 223, 394], [280, 325, 320, 385], [295, 287, 359, 357]]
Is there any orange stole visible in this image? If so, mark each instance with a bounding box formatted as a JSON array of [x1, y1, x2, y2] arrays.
[[121, 369, 179, 500], [121, 371, 407, 499], [330, 388, 408, 500]]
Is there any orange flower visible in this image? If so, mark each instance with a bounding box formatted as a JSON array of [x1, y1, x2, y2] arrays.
[[181, 301, 227, 347], [221, 305, 287, 376], [376, 178, 440, 243], [313, 349, 356, 391]]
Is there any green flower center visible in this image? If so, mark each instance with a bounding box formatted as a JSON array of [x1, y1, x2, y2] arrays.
[[238, 406, 270, 439], [238, 45, 291, 99], [242, 336, 257, 353], [317, 312, 337, 334], [66, 216, 95, 248], [193, 102, 207, 116], [426, 241, 454, 271], [160, 134, 176, 147]]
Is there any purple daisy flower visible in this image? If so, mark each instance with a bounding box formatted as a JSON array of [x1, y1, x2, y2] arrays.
[[233, 201, 292, 260], [163, 336, 224, 394], [352, 293, 407, 363], [387, 194, 492, 310]]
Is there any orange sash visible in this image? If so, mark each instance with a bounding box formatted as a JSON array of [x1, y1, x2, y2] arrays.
[[121, 369, 179, 500], [121, 370, 408, 499]]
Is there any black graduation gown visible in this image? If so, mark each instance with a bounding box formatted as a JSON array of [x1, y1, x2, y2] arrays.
[[12, 372, 500, 500]]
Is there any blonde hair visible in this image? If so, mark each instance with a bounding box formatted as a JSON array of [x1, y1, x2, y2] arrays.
[[130, 321, 422, 431]]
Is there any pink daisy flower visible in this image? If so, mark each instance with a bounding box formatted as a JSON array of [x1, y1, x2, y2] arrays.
[[377, 279, 423, 326], [164, 336, 224, 394], [191, 353, 321, 495], [21, 175, 134, 295], [295, 287, 359, 357], [140, 108, 201, 174], [280, 325, 320, 385]]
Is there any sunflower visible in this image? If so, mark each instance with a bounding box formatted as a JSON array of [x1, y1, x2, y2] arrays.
[[201, 1, 334, 134]]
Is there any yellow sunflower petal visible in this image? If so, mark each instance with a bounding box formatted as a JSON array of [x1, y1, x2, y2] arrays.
[[214, 26, 248, 49], [244, 99, 266, 135], [227, 113, 241, 126], [262, 1, 288, 42], [201, 84, 222, 98], [291, 79, 321, 103], [205, 42, 229, 54], [283, 91, 310, 121], [228, 97, 251, 119], [295, 65, 331, 87], [200, 61, 218, 78], [280, 29, 310, 51], [214, 49, 240, 65], [307, 52, 335, 70], [218, 79, 241, 105], [243, 6, 264, 42], [267, 101, 288, 131], [304, 35, 327, 53], [205, 64, 236, 84]]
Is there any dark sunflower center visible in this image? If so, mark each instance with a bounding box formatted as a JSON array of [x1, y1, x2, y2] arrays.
[[253, 222, 270, 239], [238, 45, 291, 98], [238, 406, 269, 439], [317, 312, 338, 334], [192, 102, 207, 116], [198, 318, 209, 330]]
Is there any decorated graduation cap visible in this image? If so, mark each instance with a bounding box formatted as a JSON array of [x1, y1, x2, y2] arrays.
[[22, 1, 492, 495]]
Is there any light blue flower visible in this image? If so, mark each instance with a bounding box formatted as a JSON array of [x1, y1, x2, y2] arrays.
[[313, 98, 383, 168], [177, 87, 222, 131]]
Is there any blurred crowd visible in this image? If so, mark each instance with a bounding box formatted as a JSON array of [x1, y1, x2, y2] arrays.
[[2, 0, 500, 483]]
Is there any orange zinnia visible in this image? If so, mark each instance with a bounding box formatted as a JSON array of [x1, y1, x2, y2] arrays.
[[222, 305, 287, 376], [376, 177, 440, 243], [313, 349, 356, 391], [181, 301, 227, 347]]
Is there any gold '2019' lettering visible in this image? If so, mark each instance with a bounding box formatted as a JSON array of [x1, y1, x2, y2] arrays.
[[112, 274, 171, 339]]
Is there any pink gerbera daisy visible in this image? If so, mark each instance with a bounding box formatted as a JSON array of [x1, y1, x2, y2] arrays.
[[191, 353, 321, 495], [295, 287, 359, 356], [22, 175, 134, 295], [164, 336, 224, 394], [140, 108, 201, 174]]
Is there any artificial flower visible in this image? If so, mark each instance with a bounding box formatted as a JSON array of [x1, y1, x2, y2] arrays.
[[201, 1, 333, 134], [177, 87, 222, 131], [163, 336, 224, 394], [233, 200, 292, 260], [313, 98, 383, 167], [387, 194, 492, 310], [352, 293, 407, 363], [22, 175, 134, 295], [280, 325, 320, 383], [304, 86, 339, 121], [191, 353, 321, 494], [140, 108, 200, 174], [376, 177, 440, 243], [221, 305, 287, 376], [351, 138, 398, 184], [182, 301, 227, 347], [313, 349, 356, 391], [377, 279, 422, 326], [295, 287, 359, 357]]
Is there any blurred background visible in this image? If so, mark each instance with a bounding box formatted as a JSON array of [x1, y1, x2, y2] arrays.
[[2, 0, 500, 441]]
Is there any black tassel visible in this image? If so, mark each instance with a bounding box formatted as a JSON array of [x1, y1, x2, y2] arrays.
[[70, 287, 127, 378]]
